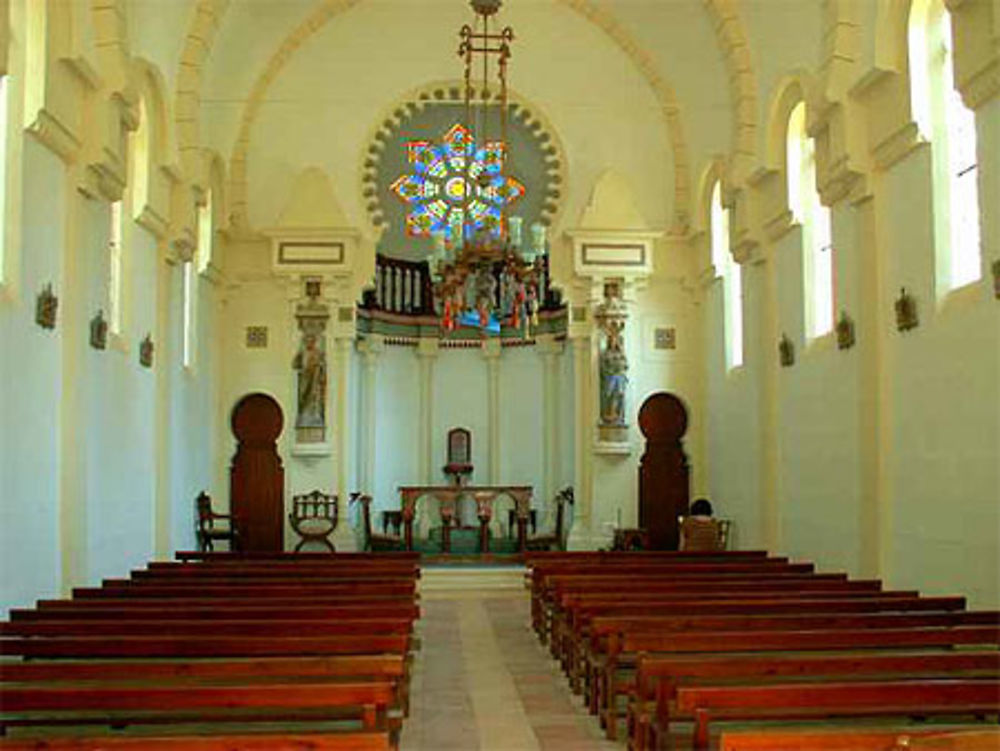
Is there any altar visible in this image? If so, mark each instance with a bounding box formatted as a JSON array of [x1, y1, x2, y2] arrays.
[[398, 485, 533, 554]]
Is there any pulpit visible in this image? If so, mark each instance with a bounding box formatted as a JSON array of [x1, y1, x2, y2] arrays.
[[637, 392, 690, 549]]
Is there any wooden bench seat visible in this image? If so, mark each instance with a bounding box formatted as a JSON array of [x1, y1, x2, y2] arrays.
[[33, 596, 418, 610], [595, 625, 1000, 740], [0, 634, 411, 659], [586, 610, 1000, 720], [0, 681, 396, 734], [9, 604, 421, 622], [672, 678, 1000, 750], [174, 551, 419, 562], [627, 651, 1000, 751], [72, 582, 417, 598], [0, 731, 392, 750], [719, 728, 1000, 751], [0, 617, 415, 638]]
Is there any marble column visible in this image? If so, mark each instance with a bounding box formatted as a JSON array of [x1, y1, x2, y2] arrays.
[[358, 335, 384, 496], [416, 338, 439, 484], [332, 336, 356, 551], [567, 332, 593, 549], [537, 335, 563, 514], [482, 338, 502, 485]]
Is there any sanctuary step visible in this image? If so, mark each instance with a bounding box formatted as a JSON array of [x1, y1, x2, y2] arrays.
[[419, 566, 527, 592]]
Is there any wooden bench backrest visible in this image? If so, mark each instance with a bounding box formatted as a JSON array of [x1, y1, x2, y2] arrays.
[[0, 732, 392, 750], [11, 603, 421, 621], [570, 596, 964, 616], [0, 617, 415, 638], [719, 729, 1000, 751]]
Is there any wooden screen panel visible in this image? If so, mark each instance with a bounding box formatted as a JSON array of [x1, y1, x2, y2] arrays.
[[230, 393, 285, 552]]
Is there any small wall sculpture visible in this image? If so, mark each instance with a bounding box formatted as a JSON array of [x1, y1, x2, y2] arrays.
[[895, 287, 919, 332], [35, 284, 58, 329], [293, 278, 330, 445], [595, 278, 629, 444]]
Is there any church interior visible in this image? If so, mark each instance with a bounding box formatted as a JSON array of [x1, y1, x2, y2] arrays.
[[0, 0, 999, 749]]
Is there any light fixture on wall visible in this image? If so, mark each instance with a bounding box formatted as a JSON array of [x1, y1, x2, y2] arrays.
[[429, 0, 547, 335]]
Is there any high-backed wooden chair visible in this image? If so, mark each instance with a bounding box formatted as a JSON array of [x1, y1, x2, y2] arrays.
[[678, 514, 731, 551], [195, 492, 240, 552], [526, 487, 573, 552], [288, 490, 338, 552], [352, 493, 404, 552]]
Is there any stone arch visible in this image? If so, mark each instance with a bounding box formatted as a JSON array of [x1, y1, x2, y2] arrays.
[[174, 0, 231, 178], [693, 157, 732, 270], [874, 0, 912, 74], [89, 0, 129, 89], [357, 80, 569, 239], [202, 149, 228, 234], [226, 0, 695, 234], [764, 72, 818, 177], [128, 58, 176, 235], [703, 0, 758, 182]]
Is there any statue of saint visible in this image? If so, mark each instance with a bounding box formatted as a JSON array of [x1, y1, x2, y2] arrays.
[[599, 320, 628, 426], [293, 332, 326, 429]]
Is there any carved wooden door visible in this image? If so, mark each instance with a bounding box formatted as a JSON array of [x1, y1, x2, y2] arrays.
[[638, 392, 690, 549], [230, 393, 285, 552]]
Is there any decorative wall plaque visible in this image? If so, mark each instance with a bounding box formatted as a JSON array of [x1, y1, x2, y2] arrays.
[[246, 326, 269, 349], [35, 284, 58, 329], [89, 310, 108, 350], [894, 287, 919, 332], [991, 258, 999, 300], [835, 310, 855, 350], [779, 333, 795, 367], [139, 334, 154, 368], [654, 327, 677, 350], [338, 306, 354, 323]]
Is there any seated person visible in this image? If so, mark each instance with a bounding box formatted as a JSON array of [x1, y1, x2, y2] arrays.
[[680, 498, 723, 551]]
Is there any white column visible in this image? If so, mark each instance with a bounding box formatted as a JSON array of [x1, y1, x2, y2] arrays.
[[568, 332, 593, 549], [416, 338, 438, 484], [332, 336, 356, 551], [482, 338, 502, 484], [358, 336, 383, 496], [538, 335, 562, 511]]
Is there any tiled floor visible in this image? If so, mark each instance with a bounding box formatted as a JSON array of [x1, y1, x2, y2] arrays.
[[400, 588, 622, 751]]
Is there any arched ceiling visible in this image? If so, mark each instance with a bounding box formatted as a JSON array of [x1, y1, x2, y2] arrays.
[[145, 0, 830, 237]]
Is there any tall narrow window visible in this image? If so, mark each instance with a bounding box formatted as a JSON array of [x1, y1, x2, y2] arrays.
[[0, 75, 8, 284], [910, 0, 981, 293], [182, 259, 194, 368], [109, 201, 124, 333], [787, 101, 834, 339], [711, 181, 743, 369], [197, 190, 213, 273]]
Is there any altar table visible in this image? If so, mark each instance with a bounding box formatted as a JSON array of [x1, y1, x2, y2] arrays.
[[398, 485, 533, 553]]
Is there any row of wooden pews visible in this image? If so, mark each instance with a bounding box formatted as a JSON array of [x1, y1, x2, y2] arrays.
[[524, 550, 1000, 751], [0, 551, 422, 750]]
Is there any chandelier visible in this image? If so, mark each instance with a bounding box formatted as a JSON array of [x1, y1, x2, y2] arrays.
[[429, 0, 548, 335]]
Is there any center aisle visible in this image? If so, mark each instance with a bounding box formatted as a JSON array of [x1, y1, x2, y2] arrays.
[[400, 567, 621, 751]]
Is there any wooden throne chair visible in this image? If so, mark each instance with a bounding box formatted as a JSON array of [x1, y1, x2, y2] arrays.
[[288, 489, 338, 552], [525, 487, 573, 552], [352, 493, 404, 552], [195, 491, 240, 552]]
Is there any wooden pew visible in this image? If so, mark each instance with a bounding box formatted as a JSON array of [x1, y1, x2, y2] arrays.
[[671, 679, 1000, 750], [33, 596, 417, 611], [174, 551, 419, 562], [0, 617, 415, 638], [0, 681, 397, 738], [0, 634, 411, 659], [627, 650, 1000, 751], [719, 729, 1000, 751], [9, 604, 421, 622], [589, 609, 1000, 723], [0, 732, 392, 750], [70, 581, 417, 599], [597, 625, 1000, 740], [1, 655, 411, 719]]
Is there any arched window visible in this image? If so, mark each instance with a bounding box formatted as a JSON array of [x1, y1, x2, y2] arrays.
[[787, 101, 834, 339], [108, 200, 124, 334], [909, 0, 981, 293], [711, 180, 743, 369], [197, 189, 213, 273], [182, 257, 195, 368], [0, 74, 8, 285]]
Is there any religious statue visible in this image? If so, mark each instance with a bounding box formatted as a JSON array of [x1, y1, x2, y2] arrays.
[[292, 332, 327, 430], [595, 278, 629, 443], [293, 278, 331, 445], [599, 319, 628, 426]]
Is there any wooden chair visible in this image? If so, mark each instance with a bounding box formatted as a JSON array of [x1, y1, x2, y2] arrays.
[[289, 490, 338, 552], [678, 514, 731, 551], [196, 492, 240, 552], [353, 493, 403, 552], [526, 487, 573, 552]]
